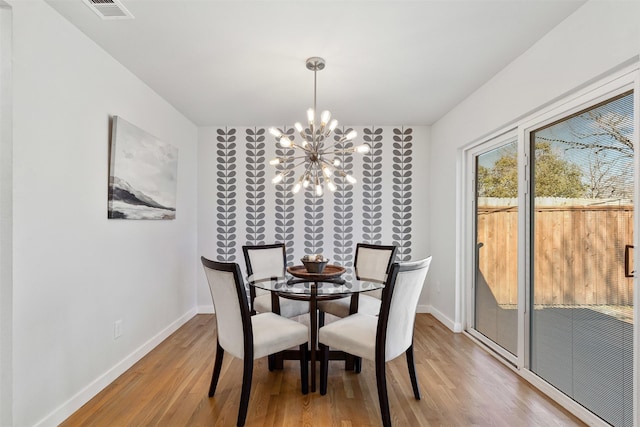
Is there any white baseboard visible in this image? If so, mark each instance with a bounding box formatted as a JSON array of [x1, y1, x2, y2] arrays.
[[416, 303, 431, 313], [420, 304, 462, 333], [198, 304, 214, 314], [34, 308, 197, 427]]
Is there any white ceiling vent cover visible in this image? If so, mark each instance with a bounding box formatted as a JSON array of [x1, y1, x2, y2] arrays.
[[82, 0, 134, 20]]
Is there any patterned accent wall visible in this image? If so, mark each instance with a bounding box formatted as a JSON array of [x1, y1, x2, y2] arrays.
[[245, 127, 266, 246], [211, 126, 417, 268], [362, 126, 384, 245], [332, 127, 355, 280], [274, 127, 296, 265], [304, 186, 324, 255], [216, 127, 237, 262], [392, 127, 413, 261]]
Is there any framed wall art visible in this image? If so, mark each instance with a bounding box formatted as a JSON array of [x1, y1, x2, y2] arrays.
[[108, 116, 178, 219]]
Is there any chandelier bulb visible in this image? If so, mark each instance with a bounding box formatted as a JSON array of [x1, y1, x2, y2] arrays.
[[302, 175, 310, 188], [294, 122, 304, 133], [320, 110, 331, 126], [333, 158, 341, 167], [307, 108, 315, 125], [269, 127, 283, 138], [345, 130, 358, 141], [279, 136, 292, 147], [322, 166, 333, 178], [329, 120, 338, 132], [355, 144, 371, 154], [346, 174, 357, 184], [292, 182, 302, 194], [272, 172, 285, 184], [269, 158, 281, 166], [327, 180, 337, 192], [316, 183, 323, 196]]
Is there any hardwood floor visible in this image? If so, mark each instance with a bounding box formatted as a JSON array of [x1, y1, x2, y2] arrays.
[[61, 314, 585, 426]]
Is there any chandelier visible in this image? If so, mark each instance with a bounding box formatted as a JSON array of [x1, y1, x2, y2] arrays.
[[269, 57, 370, 196]]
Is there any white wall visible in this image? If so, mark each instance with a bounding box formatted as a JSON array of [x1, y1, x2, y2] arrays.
[[429, 0, 640, 329], [10, 1, 198, 426], [197, 126, 431, 311], [0, 2, 12, 425]]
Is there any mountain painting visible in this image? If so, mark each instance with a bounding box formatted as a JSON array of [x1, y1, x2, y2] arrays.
[[108, 116, 178, 220]]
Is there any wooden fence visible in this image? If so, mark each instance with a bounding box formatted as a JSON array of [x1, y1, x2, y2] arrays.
[[477, 203, 634, 306]]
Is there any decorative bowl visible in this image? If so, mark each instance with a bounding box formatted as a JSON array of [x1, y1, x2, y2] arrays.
[[301, 258, 329, 273]]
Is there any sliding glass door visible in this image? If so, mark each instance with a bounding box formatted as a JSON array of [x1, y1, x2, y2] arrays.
[[530, 92, 634, 426], [472, 139, 518, 357], [466, 76, 637, 425]]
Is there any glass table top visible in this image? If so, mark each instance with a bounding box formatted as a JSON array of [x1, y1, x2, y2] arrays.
[[248, 268, 385, 297]]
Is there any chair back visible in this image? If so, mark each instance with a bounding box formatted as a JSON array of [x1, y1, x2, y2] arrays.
[[243, 243, 286, 280], [354, 243, 398, 299], [354, 243, 397, 280], [201, 257, 251, 359], [377, 257, 432, 361]]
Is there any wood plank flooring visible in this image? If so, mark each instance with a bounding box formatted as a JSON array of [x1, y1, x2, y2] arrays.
[[61, 314, 585, 426]]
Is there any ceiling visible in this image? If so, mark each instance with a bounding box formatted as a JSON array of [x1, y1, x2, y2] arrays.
[[46, 0, 586, 127]]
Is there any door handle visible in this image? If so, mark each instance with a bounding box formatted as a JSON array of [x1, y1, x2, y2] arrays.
[[625, 245, 634, 278]]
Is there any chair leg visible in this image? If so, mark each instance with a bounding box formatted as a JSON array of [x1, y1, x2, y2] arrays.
[[345, 354, 355, 371], [354, 356, 362, 373], [237, 356, 254, 427], [319, 343, 329, 395], [274, 352, 284, 370], [209, 341, 224, 397], [268, 354, 275, 371], [375, 359, 391, 427], [406, 344, 421, 400], [299, 343, 309, 394]]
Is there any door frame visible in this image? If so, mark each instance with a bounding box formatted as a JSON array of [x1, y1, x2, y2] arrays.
[[463, 128, 520, 366], [459, 63, 640, 426]]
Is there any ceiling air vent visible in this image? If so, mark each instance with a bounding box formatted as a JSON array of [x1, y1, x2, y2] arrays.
[[82, 0, 134, 20]]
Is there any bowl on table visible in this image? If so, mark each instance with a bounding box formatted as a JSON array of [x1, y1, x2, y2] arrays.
[[301, 257, 329, 273]]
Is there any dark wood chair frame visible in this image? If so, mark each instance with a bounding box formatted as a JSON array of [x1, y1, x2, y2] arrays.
[[320, 259, 428, 427], [202, 257, 309, 427], [319, 243, 398, 372], [242, 243, 287, 315], [242, 243, 290, 370]]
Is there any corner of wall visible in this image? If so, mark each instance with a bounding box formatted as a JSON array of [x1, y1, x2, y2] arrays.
[[421, 305, 461, 333], [0, 2, 12, 425]]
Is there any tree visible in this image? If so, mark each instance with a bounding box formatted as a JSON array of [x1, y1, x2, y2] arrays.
[[478, 142, 586, 198], [533, 142, 586, 197], [534, 93, 633, 199], [477, 152, 518, 198]]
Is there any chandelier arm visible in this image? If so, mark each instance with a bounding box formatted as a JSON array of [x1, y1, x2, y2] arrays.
[[294, 144, 314, 155], [321, 148, 353, 155], [319, 158, 338, 169], [284, 155, 311, 161]]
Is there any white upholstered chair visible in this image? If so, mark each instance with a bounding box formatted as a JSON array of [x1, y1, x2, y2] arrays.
[[318, 243, 397, 320], [243, 243, 309, 318], [319, 257, 432, 427], [201, 257, 309, 427]]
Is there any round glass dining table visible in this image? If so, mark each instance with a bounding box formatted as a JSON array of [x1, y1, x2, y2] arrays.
[[249, 267, 385, 392]]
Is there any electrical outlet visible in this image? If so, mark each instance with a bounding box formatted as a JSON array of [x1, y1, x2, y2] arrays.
[[114, 320, 123, 339]]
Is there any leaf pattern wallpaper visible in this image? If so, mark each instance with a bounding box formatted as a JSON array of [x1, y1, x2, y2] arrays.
[[273, 127, 296, 265], [392, 127, 413, 261], [332, 127, 355, 280], [215, 127, 237, 262], [209, 126, 421, 270], [245, 128, 266, 246], [362, 127, 384, 245]]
